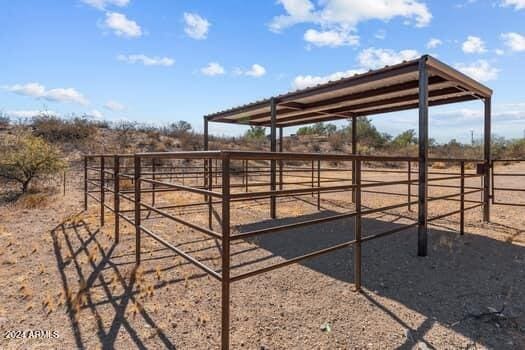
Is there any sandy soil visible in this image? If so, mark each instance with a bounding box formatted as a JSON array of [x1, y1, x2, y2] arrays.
[[0, 161, 524, 350]]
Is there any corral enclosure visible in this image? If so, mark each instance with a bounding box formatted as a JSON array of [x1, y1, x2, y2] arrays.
[[79, 55, 525, 349]]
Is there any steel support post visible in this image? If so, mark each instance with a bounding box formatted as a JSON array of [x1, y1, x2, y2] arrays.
[[221, 155, 231, 350], [270, 98, 277, 219], [417, 57, 429, 257], [100, 156, 105, 227], [354, 159, 362, 291], [483, 97, 491, 222], [114, 155, 120, 243], [134, 155, 141, 265]]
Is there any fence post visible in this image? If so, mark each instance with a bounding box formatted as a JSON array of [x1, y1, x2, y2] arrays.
[[221, 154, 231, 350], [84, 156, 88, 211], [63, 169, 66, 196], [100, 156, 105, 227], [311, 160, 314, 197], [491, 161, 495, 205], [134, 155, 141, 266], [208, 157, 213, 229], [354, 159, 362, 291], [317, 159, 321, 210], [151, 158, 156, 207], [408, 161, 412, 212], [114, 155, 120, 243], [460, 161, 465, 235]]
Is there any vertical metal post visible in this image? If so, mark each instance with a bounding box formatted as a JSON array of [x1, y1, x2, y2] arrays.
[[204, 117, 209, 203], [279, 127, 283, 191], [83, 156, 88, 211], [208, 157, 213, 229], [352, 116, 357, 203], [311, 160, 314, 197], [63, 169, 66, 196], [151, 159, 156, 207], [460, 161, 465, 235], [221, 155, 231, 350], [100, 156, 105, 227], [354, 159, 362, 291], [417, 56, 429, 257], [134, 155, 141, 266], [114, 155, 120, 243], [408, 160, 412, 211], [244, 160, 248, 192], [491, 160, 495, 204], [317, 159, 321, 210], [270, 98, 277, 219], [483, 97, 491, 222]]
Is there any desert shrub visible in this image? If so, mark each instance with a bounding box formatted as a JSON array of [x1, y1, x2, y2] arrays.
[[15, 192, 50, 209], [0, 133, 66, 193], [31, 115, 97, 142], [0, 113, 9, 129], [327, 132, 345, 151]]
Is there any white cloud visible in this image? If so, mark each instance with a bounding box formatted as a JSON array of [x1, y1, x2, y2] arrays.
[[291, 47, 418, 89], [495, 48, 505, 55], [3, 82, 89, 105], [81, 0, 129, 10], [245, 64, 266, 77], [104, 100, 125, 111], [269, 0, 432, 38], [501, 0, 525, 10], [304, 28, 359, 47], [201, 62, 225, 76], [455, 60, 499, 82], [105, 12, 142, 38], [462, 36, 486, 53], [293, 68, 364, 89], [501, 32, 525, 51], [426, 38, 442, 49], [357, 48, 419, 69], [117, 54, 174, 66], [183, 12, 210, 40], [235, 64, 267, 78]]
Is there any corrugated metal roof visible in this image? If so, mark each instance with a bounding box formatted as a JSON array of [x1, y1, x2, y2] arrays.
[[205, 55, 492, 127]]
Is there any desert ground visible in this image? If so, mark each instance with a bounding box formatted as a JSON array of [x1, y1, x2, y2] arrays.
[[1, 160, 524, 350]]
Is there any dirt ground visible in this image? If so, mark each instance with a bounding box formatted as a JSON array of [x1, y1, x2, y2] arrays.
[[1, 161, 524, 350]]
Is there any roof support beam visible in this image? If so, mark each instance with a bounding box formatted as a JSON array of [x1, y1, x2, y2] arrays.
[[418, 57, 429, 258]]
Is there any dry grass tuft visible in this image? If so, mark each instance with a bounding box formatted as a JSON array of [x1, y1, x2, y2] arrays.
[[15, 192, 51, 209]]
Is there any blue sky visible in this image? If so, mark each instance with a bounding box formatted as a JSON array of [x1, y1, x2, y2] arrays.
[[1, 0, 525, 142]]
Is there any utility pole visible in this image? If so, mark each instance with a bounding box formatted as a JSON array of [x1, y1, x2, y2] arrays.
[[470, 130, 474, 145]]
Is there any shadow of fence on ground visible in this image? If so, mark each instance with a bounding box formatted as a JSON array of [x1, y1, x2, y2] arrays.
[[238, 211, 525, 349]]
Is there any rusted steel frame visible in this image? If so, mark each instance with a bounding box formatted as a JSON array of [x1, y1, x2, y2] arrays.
[[418, 56, 429, 257], [317, 160, 321, 210], [428, 183, 480, 190], [408, 161, 412, 211], [139, 202, 221, 239], [361, 222, 418, 244], [354, 159, 362, 291], [362, 189, 417, 197], [140, 178, 222, 198], [84, 156, 88, 210], [151, 159, 156, 207], [492, 173, 525, 176], [427, 203, 482, 222], [221, 155, 231, 350], [230, 183, 357, 200], [226, 151, 416, 162], [136, 151, 223, 159], [117, 212, 135, 226], [279, 127, 283, 191], [86, 166, 102, 171], [493, 187, 525, 192], [139, 224, 221, 280], [134, 155, 141, 265], [119, 192, 136, 203], [311, 160, 314, 197], [460, 162, 465, 235], [114, 155, 120, 243], [103, 186, 115, 193], [100, 156, 105, 226], [208, 158, 213, 229], [483, 97, 491, 222], [87, 192, 101, 202], [103, 202, 114, 212], [270, 98, 277, 219], [493, 202, 525, 207], [427, 189, 480, 202], [118, 173, 134, 179]]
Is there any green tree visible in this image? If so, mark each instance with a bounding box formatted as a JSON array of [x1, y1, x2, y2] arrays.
[[0, 134, 66, 193], [392, 129, 417, 147], [244, 126, 266, 140]]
